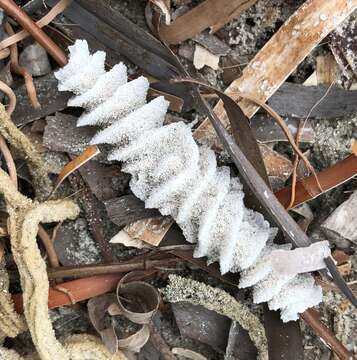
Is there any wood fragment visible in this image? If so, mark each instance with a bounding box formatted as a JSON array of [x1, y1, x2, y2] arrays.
[[329, 15, 357, 78], [171, 302, 231, 352], [276, 153, 357, 209], [195, 0, 357, 145], [12, 74, 70, 127], [159, 0, 257, 44], [316, 54, 338, 85], [105, 195, 161, 228], [259, 144, 293, 180]]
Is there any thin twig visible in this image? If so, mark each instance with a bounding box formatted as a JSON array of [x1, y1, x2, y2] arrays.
[[0, 79, 16, 114], [0, 0, 67, 66], [37, 225, 60, 268], [288, 82, 335, 209], [4, 22, 40, 109]]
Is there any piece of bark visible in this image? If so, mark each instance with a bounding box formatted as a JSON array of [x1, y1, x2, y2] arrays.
[[44, 113, 95, 154], [193, 31, 230, 56], [159, 0, 257, 44], [105, 195, 161, 228], [225, 321, 257, 360], [194, 0, 357, 145], [316, 54, 338, 85], [171, 302, 231, 353], [43, 113, 109, 162], [251, 114, 314, 143], [322, 191, 357, 245], [330, 15, 357, 78], [276, 153, 357, 209], [267, 83, 357, 119], [77, 161, 130, 202], [12, 73, 70, 127], [193, 45, 220, 70], [259, 144, 293, 180], [54, 218, 102, 266]]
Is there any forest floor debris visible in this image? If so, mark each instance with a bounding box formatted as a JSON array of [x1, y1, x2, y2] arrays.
[[0, 0, 355, 359]]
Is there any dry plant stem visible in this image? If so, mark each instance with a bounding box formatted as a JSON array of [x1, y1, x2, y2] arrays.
[[46, 257, 180, 279], [4, 22, 40, 109], [195, 0, 357, 140], [0, 0, 71, 50], [288, 82, 336, 209], [0, 79, 16, 114], [301, 309, 352, 360], [37, 225, 60, 268], [195, 84, 323, 193], [0, 0, 68, 66], [0, 104, 52, 199], [0, 135, 17, 188]]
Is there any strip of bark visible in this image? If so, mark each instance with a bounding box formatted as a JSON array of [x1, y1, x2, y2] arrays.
[[159, 0, 257, 44]]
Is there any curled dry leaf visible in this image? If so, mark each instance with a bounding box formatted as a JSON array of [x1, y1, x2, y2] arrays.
[[52, 144, 100, 196], [88, 274, 160, 354], [88, 294, 118, 354], [149, 0, 171, 25]]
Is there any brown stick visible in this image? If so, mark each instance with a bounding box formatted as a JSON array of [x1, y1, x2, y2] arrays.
[[46, 257, 179, 279], [301, 309, 353, 360], [276, 153, 357, 208], [37, 225, 60, 268], [0, 0, 67, 66]]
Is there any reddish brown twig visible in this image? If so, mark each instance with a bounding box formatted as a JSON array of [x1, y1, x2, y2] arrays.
[[4, 21, 40, 109], [288, 82, 336, 209], [301, 309, 353, 360], [0, 0, 67, 66], [276, 153, 357, 208], [0, 79, 16, 114], [37, 224, 60, 268]]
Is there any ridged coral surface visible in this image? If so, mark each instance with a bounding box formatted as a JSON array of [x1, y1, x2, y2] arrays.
[[55, 40, 330, 322]]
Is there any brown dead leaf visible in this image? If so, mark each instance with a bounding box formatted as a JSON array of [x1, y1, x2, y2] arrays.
[[52, 145, 100, 196]]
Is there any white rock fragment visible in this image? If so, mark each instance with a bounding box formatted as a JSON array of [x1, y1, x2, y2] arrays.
[[55, 40, 329, 322], [193, 44, 220, 70], [322, 191, 357, 245], [19, 43, 51, 76]]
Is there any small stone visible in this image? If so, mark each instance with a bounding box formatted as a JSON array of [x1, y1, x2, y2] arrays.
[[19, 43, 51, 76]]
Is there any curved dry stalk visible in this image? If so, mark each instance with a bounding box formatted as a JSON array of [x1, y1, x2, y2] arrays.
[[0, 79, 16, 115], [4, 22, 40, 109], [163, 275, 268, 360], [0, 104, 52, 199]]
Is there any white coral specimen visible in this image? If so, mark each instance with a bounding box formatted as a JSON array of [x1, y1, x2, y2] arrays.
[[55, 40, 330, 322]]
